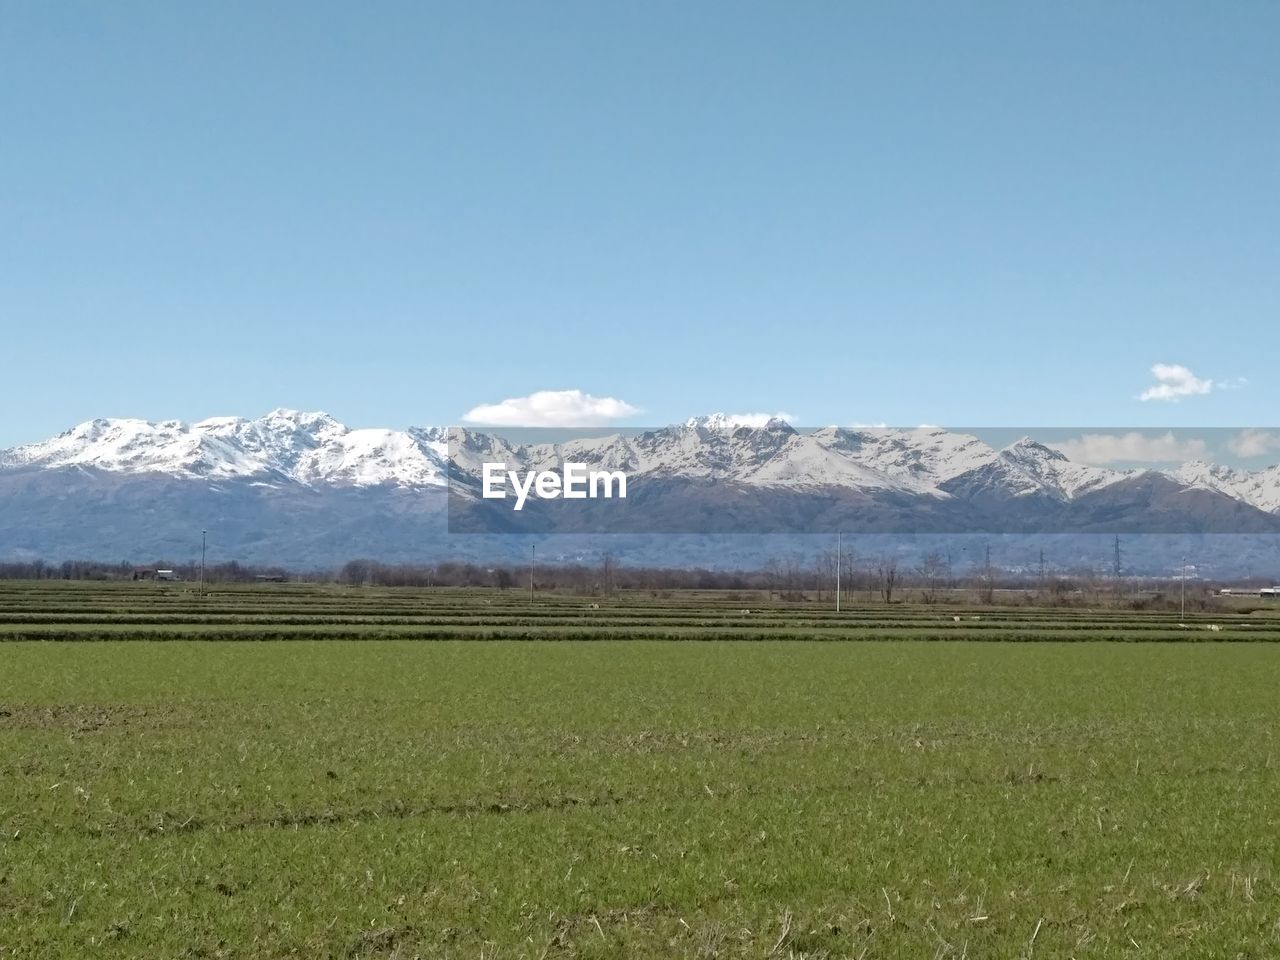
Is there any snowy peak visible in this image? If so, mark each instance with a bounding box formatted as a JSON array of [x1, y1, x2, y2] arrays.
[[1001, 447, 1124, 500], [1172, 459, 1240, 487], [6, 416, 1280, 514], [11, 417, 255, 479], [448, 423, 1052, 497], [186, 409, 349, 476], [683, 413, 796, 433], [735, 431, 912, 491], [3, 412, 447, 488], [1171, 459, 1280, 513], [922, 435, 1129, 503], [291, 428, 441, 487], [1004, 437, 1069, 464], [828, 428, 1000, 485]]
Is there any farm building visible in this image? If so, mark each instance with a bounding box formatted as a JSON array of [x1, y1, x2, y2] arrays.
[[1220, 587, 1280, 599], [132, 568, 181, 581]]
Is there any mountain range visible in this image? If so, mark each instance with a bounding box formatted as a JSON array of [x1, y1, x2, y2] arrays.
[[2, 410, 1280, 572]]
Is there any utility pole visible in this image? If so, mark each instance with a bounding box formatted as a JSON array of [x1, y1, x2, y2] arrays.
[[1113, 535, 1123, 583], [835, 531, 841, 613], [530, 543, 536, 603], [200, 529, 206, 595], [1038, 547, 1046, 594]]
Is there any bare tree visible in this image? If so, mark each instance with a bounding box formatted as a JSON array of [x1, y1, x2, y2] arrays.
[[765, 558, 783, 600], [839, 541, 858, 606], [815, 548, 842, 602], [782, 556, 806, 601], [916, 550, 946, 603], [877, 554, 899, 604]]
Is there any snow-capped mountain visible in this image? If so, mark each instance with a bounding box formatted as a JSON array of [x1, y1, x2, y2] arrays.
[[7, 411, 1280, 510], [2, 409, 449, 488], [433, 419, 1280, 538], [450, 423, 1127, 499], [1170, 460, 1280, 515], [4, 411, 1280, 567], [948, 437, 1127, 502]]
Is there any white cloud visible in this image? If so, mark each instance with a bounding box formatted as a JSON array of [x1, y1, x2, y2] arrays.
[[1053, 431, 1208, 465], [1227, 429, 1280, 458], [1138, 363, 1214, 402], [462, 389, 640, 427]]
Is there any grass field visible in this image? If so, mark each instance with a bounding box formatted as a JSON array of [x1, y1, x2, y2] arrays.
[[3, 582, 1280, 957]]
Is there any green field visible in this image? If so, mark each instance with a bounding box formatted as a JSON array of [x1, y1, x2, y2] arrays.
[[3, 583, 1280, 957]]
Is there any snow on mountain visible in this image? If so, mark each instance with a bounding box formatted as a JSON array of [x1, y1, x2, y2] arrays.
[[808, 427, 999, 488], [445, 428, 526, 477], [630, 417, 800, 479], [6, 412, 1280, 514], [495, 417, 804, 481], [448, 422, 1092, 498], [683, 413, 794, 431], [7, 416, 270, 479], [3, 410, 447, 488], [192, 409, 347, 474], [292, 428, 443, 487], [1169, 460, 1280, 514], [583, 424, 995, 494], [996, 438, 1128, 500], [737, 432, 911, 491]]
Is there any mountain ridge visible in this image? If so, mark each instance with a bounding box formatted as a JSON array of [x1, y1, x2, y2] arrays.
[[6, 411, 1279, 514], [4, 412, 1280, 568]]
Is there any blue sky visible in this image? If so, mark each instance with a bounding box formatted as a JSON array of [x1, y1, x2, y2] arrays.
[[2, 1, 1277, 446]]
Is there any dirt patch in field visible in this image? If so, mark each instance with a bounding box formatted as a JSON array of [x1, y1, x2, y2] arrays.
[[0, 703, 172, 735], [129, 792, 630, 838]]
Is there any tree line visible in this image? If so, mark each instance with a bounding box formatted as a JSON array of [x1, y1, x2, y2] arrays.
[[0, 550, 1262, 611]]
